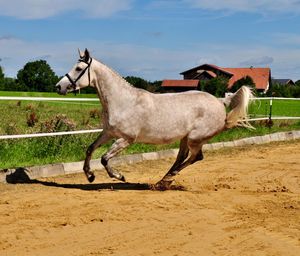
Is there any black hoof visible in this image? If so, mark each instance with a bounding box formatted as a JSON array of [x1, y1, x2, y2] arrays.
[[152, 180, 173, 191], [88, 174, 95, 183], [120, 175, 126, 182]]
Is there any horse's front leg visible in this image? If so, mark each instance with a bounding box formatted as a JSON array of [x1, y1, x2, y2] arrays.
[[101, 138, 131, 182], [83, 132, 112, 182]]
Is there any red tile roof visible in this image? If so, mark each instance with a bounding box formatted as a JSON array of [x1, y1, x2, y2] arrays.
[[223, 67, 271, 90], [162, 79, 199, 87]]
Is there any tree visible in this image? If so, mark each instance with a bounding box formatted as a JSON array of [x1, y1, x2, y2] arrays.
[[125, 76, 149, 90], [17, 60, 59, 92], [149, 80, 162, 93], [0, 66, 4, 90], [0, 66, 4, 81], [2, 77, 20, 91], [290, 83, 300, 98], [199, 76, 228, 97], [271, 82, 296, 97], [229, 76, 256, 94], [0, 66, 20, 91], [124, 76, 161, 92]]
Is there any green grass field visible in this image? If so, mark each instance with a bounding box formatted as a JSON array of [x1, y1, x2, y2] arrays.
[[0, 91, 299, 169], [0, 100, 101, 135], [249, 98, 300, 118]]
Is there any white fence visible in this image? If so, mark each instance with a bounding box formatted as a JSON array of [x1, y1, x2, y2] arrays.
[[0, 96, 98, 102], [0, 129, 103, 140], [249, 97, 300, 122], [0, 96, 300, 140]]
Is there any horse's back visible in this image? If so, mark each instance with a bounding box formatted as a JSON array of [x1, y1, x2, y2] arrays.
[[152, 90, 223, 113], [133, 90, 226, 144]]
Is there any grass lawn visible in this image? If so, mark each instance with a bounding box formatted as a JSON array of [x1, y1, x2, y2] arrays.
[[249, 98, 300, 117]]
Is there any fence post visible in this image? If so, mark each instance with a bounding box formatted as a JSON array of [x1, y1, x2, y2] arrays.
[[267, 98, 273, 127], [269, 98, 273, 120]]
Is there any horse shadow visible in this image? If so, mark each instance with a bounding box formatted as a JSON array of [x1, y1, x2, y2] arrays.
[[5, 168, 186, 191]]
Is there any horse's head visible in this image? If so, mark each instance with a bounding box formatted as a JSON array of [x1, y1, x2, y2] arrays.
[[56, 48, 93, 95]]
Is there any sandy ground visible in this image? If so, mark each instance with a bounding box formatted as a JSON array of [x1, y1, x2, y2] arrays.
[[0, 140, 300, 256]]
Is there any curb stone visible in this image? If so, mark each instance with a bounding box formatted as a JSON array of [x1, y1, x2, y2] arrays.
[[1, 130, 300, 183]]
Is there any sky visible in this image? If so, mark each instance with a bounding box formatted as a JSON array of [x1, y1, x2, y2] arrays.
[[0, 0, 300, 81]]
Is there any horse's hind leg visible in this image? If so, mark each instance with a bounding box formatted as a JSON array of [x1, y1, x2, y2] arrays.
[[167, 137, 189, 173], [101, 138, 130, 182], [83, 132, 112, 183], [155, 140, 204, 190]]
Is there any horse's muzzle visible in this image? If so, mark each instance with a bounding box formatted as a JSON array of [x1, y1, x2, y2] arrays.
[[56, 84, 67, 95], [56, 84, 61, 92]]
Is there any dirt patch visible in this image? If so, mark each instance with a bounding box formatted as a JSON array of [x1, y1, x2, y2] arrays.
[[0, 141, 299, 256]]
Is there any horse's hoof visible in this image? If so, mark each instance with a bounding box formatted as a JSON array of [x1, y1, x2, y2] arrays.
[[120, 175, 126, 182], [87, 174, 95, 183], [153, 180, 173, 191]]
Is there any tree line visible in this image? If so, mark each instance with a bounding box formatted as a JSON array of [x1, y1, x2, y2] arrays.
[[0, 59, 299, 97], [0, 60, 162, 94]]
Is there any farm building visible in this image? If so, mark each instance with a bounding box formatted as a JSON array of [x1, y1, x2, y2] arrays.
[[162, 64, 271, 93], [272, 78, 295, 86]]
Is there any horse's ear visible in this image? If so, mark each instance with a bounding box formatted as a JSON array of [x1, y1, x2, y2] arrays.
[[78, 48, 84, 59], [84, 48, 90, 62]]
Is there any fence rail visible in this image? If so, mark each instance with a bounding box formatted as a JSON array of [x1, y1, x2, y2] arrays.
[[0, 129, 103, 140], [251, 97, 300, 101], [247, 117, 300, 122], [0, 96, 98, 102]]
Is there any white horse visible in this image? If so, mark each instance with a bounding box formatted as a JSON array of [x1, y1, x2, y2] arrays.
[[56, 49, 253, 189]]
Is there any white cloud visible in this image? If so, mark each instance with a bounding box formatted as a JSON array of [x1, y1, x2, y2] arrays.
[[273, 33, 300, 45], [0, 0, 133, 19], [239, 56, 274, 66], [0, 37, 300, 81], [184, 0, 300, 14]]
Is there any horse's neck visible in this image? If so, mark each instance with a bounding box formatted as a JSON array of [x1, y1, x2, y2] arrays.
[[93, 60, 138, 117]]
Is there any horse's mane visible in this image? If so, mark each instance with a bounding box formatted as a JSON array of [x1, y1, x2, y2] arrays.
[[95, 58, 135, 88]]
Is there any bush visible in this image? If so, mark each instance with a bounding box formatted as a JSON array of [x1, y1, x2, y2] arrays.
[[26, 111, 38, 127], [89, 109, 101, 119], [40, 114, 76, 133], [5, 123, 19, 135]]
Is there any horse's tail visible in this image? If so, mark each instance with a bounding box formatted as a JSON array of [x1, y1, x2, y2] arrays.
[[223, 86, 254, 129]]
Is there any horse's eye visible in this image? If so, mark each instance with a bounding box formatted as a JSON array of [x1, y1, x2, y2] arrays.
[[76, 67, 82, 72]]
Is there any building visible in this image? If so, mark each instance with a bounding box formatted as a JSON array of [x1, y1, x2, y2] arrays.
[[272, 79, 295, 86], [162, 64, 272, 93]]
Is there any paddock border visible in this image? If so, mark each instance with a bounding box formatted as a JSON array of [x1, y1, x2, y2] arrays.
[[1, 130, 299, 183], [1, 96, 300, 140]]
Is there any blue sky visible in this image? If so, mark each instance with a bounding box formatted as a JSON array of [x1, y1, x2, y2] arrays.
[[0, 0, 300, 81]]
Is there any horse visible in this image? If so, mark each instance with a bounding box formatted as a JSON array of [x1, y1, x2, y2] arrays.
[[56, 49, 253, 189]]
